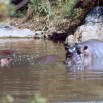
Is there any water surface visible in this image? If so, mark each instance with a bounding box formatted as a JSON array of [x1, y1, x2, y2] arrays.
[[0, 39, 103, 103]]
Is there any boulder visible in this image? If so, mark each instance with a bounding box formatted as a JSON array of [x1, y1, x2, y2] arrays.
[[66, 6, 103, 44], [0, 25, 34, 37]]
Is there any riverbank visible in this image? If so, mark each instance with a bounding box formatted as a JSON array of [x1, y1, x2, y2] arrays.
[[0, 17, 60, 38]]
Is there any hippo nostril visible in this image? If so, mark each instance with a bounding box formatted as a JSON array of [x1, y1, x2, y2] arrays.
[[67, 55, 71, 58], [67, 52, 73, 58], [77, 50, 81, 55]]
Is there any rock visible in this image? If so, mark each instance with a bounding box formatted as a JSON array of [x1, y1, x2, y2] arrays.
[[44, 27, 57, 39], [66, 6, 103, 44], [74, 22, 103, 42], [33, 27, 57, 39], [64, 35, 76, 45], [85, 6, 103, 23], [0, 25, 35, 37], [33, 31, 44, 39]]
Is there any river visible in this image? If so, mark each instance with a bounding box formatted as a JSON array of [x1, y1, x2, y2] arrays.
[[0, 39, 103, 103]]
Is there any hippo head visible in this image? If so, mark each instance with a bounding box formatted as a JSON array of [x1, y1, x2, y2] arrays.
[[0, 57, 12, 67], [64, 43, 89, 68]]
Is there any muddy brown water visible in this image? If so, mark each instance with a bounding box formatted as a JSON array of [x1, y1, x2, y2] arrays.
[[0, 39, 103, 103]]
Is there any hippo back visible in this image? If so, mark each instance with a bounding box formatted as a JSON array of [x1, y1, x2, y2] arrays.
[[34, 54, 60, 64], [81, 39, 103, 59]]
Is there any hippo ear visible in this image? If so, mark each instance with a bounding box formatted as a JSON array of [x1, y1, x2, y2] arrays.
[[75, 43, 78, 45], [83, 46, 88, 50]]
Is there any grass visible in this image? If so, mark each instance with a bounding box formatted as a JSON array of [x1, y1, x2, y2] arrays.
[[0, 94, 48, 103]]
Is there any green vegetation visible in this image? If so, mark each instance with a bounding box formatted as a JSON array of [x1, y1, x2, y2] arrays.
[[22, 0, 81, 31], [29, 0, 54, 20], [0, 0, 90, 30], [0, 95, 14, 103], [1, 0, 101, 32], [14, 10, 26, 17], [0, 94, 47, 103], [29, 0, 79, 20], [62, 0, 78, 18], [0, 0, 15, 17], [28, 94, 48, 103]]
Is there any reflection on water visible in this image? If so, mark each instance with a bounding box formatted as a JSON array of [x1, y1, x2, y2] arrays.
[[0, 39, 103, 103]]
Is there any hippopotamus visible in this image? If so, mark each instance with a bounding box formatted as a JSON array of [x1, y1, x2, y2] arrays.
[[0, 50, 16, 56], [0, 50, 16, 67], [0, 57, 12, 67], [34, 54, 60, 64], [65, 39, 103, 69]]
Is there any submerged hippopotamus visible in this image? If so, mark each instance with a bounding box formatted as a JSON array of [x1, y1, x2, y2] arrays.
[[34, 54, 60, 64], [65, 39, 103, 68], [0, 50, 16, 67], [0, 50, 16, 56], [0, 57, 12, 67]]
